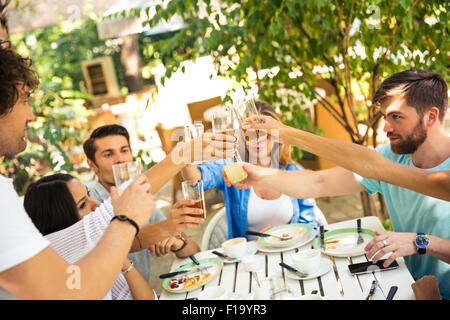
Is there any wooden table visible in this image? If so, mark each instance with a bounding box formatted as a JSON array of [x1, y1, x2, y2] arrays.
[[159, 217, 416, 300]]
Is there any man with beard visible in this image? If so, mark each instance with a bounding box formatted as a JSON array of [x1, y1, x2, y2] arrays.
[[225, 69, 450, 299]]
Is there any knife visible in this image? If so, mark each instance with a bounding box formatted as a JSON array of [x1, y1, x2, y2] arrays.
[[159, 265, 212, 279], [365, 280, 378, 300], [190, 255, 200, 266], [356, 218, 364, 245], [320, 226, 325, 250], [279, 262, 309, 278], [329, 256, 344, 296], [386, 286, 398, 300]]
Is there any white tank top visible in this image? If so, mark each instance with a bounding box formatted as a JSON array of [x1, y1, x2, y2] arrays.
[[247, 187, 293, 240]]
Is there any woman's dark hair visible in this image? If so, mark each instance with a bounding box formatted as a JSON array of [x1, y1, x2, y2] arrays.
[[0, 40, 40, 117], [24, 173, 80, 236]]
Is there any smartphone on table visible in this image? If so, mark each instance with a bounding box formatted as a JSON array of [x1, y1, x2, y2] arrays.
[[348, 259, 399, 275]]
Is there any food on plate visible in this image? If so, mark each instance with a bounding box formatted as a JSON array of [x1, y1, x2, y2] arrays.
[[325, 238, 340, 250], [182, 273, 212, 290]]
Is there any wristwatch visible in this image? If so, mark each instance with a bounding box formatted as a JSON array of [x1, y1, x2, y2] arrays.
[[171, 233, 188, 253], [415, 233, 430, 255]]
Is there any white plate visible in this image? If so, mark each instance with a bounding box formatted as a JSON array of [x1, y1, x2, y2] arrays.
[[257, 223, 314, 248], [256, 231, 315, 253], [313, 228, 376, 257], [215, 242, 258, 263], [284, 258, 333, 280]]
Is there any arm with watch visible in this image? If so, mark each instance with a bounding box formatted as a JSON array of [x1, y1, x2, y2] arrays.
[[365, 231, 450, 267], [129, 198, 202, 256]]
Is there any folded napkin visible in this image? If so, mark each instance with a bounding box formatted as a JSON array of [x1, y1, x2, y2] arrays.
[[411, 275, 442, 300]]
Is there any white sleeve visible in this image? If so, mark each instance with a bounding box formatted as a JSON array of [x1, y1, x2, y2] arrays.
[[0, 176, 49, 272], [45, 198, 115, 264]]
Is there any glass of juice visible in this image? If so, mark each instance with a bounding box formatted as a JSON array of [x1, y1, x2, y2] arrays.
[[181, 180, 207, 219]]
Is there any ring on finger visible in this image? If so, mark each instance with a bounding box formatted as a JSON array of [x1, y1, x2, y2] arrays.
[[382, 239, 388, 247]]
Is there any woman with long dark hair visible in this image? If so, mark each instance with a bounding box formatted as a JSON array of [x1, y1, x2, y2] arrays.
[[24, 173, 156, 300]]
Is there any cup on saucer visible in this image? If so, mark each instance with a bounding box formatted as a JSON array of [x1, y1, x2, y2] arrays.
[[222, 237, 247, 259], [292, 248, 321, 275]]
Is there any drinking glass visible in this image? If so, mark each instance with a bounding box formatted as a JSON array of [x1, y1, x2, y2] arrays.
[[112, 161, 143, 195], [231, 99, 261, 146], [211, 108, 248, 184], [184, 121, 205, 165], [181, 180, 206, 219]]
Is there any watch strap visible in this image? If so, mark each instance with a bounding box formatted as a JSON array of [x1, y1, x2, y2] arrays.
[[111, 215, 140, 237]]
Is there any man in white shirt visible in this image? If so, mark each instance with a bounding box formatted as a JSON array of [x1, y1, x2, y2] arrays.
[[0, 40, 155, 299]]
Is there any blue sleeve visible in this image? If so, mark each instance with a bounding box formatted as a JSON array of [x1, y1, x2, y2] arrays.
[[295, 198, 319, 229], [197, 160, 228, 192]]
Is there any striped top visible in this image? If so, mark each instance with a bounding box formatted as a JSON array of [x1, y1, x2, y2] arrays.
[[45, 198, 133, 300]]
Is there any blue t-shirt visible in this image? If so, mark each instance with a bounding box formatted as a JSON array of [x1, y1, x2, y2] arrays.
[[355, 144, 450, 299], [198, 159, 321, 240]]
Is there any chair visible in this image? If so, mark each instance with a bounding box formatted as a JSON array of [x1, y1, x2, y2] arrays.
[[187, 96, 222, 132], [201, 207, 228, 251]]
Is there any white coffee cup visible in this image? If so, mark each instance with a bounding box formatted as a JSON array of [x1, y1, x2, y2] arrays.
[[198, 286, 230, 300], [253, 278, 271, 300], [292, 249, 321, 274], [222, 237, 247, 259]]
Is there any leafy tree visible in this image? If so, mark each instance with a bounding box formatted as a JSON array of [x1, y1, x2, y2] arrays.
[[126, 0, 448, 216], [133, 0, 448, 145]]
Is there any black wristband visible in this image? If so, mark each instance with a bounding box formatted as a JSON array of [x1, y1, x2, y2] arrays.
[[110, 215, 140, 237]]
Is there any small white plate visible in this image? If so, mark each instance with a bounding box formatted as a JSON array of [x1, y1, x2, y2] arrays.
[[284, 258, 333, 280], [215, 242, 258, 263], [256, 231, 315, 253]]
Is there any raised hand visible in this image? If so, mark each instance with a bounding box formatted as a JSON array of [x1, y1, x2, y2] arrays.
[[166, 199, 205, 235]]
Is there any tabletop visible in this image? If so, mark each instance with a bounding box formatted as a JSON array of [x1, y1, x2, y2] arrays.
[[159, 216, 416, 300]]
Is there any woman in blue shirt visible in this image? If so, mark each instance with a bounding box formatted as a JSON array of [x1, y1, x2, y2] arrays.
[[182, 101, 325, 240]]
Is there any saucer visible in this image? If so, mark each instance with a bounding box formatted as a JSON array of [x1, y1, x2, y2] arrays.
[[284, 258, 333, 280]]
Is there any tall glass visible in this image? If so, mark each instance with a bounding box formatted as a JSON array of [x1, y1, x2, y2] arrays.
[[212, 108, 248, 184], [181, 180, 207, 219], [184, 121, 205, 165], [231, 99, 261, 145], [112, 161, 143, 195]]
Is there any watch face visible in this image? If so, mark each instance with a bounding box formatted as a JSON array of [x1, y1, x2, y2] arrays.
[[415, 235, 429, 248]]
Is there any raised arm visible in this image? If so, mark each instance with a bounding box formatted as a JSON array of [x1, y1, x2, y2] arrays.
[[145, 132, 235, 193], [228, 163, 365, 199], [247, 115, 450, 201]]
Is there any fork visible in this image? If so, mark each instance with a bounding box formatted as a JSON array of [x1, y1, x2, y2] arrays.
[[356, 218, 364, 245], [245, 230, 293, 241]]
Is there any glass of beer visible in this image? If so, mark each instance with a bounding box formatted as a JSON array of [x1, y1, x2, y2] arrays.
[[181, 180, 207, 219], [112, 161, 143, 195]]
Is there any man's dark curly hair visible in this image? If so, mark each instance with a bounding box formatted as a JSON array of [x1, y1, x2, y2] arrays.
[[0, 40, 40, 117]]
